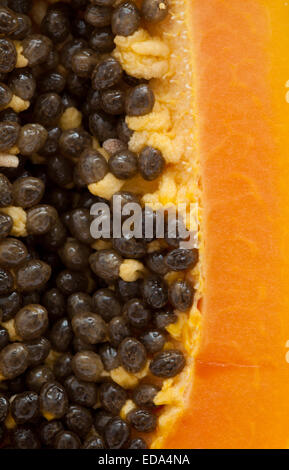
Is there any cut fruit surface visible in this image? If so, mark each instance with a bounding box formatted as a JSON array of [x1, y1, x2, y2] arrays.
[[1, 0, 289, 450], [161, 0, 289, 449]]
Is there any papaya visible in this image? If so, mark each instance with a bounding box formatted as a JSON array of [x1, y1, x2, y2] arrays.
[[144, 0, 289, 449], [0, 0, 289, 450]]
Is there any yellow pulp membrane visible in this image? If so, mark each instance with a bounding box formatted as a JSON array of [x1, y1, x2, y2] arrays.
[[113, 0, 202, 448]]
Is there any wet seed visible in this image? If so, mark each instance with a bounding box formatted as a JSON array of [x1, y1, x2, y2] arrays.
[[89, 111, 117, 142], [11, 391, 39, 424], [59, 128, 92, 159], [108, 150, 138, 179], [89, 249, 123, 282], [26, 205, 58, 235], [15, 304, 48, 341], [39, 381, 68, 420], [116, 278, 140, 301], [146, 251, 169, 275], [67, 292, 92, 319], [123, 298, 151, 329], [165, 248, 199, 271], [54, 430, 81, 449], [9, 12, 32, 40], [0, 237, 28, 268], [56, 270, 88, 296], [78, 148, 108, 184], [99, 343, 119, 371], [139, 146, 165, 181], [89, 26, 114, 52], [94, 408, 113, 435], [92, 288, 121, 322], [91, 57, 122, 90], [154, 309, 177, 330], [72, 17, 93, 40], [133, 383, 159, 408], [127, 407, 157, 432], [60, 38, 88, 71], [71, 350, 103, 382], [117, 116, 133, 143], [8, 68, 36, 101], [41, 7, 71, 44], [42, 288, 65, 323], [68, 208, 94, 245], [82, 436, 105, 449], [149, 349, 186, 378], [102, 138, 127, 156], [49, 317, 73, 352], [25, 365, 55, 393], [72, 311, 107, 345], [67, 72, 89, 99], [0, 342, 29, 379], [40, 420, 64, 447], [113, 235, 146, 259], [65, 404, 93, 439], [84, 4, 112, 28], [71, 48, 98, 78], [0, 6, 18, 35], [104, 417, 130, 449], [12, 177, 45, 208], [22, 34, 52, 66], [8, 0, 32, 14], [118, 337, 147, 373], [108, 316, 131, 347], [0, 83, 13, 109], [64, 375, 98, 408], [12, 426, 40, 449], [111, 1, 140, 37], [125, 84, 155, 116], [0, 267, 14, 295], [47, 155, 74, 188], [89, 0, 115, 6], [24, 337, 51, 367], [141, 0, 169, 23], [39, 126, 61, 157], [0, 38, 17, 73], [38, 71, 66, 94], [59, 238, 91, 271], [101, 88, 125, 115], [142, 275, 168, 309], [33, 92, 63, 127], [0, 121, 20, 152], [18, 124, 48, 156], [99, 381, 127, 415], [140, 329, 166, 354], [42, 219, 67, 252], [53, 353, 73, 382], [168, 278, 195, 311], [0, 214, 13, 239], [0, 290, 22, 322], [128, 437, 148, 449]]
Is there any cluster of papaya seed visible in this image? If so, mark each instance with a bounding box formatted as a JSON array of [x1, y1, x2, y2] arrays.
[[0, 0, 198, 449]]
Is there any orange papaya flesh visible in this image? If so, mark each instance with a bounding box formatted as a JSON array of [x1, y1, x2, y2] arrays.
[[1, 0, 289, 450], [162, 0, 289, 449]]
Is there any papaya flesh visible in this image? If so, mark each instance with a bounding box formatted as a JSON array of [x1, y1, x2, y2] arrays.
[[149, 0, 289, 449]]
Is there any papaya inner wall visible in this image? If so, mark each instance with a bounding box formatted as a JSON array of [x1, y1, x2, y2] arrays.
[[164, 0, 289, 449]]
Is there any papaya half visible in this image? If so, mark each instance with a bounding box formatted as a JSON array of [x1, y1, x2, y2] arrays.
[[0, 0, 289, 450]]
